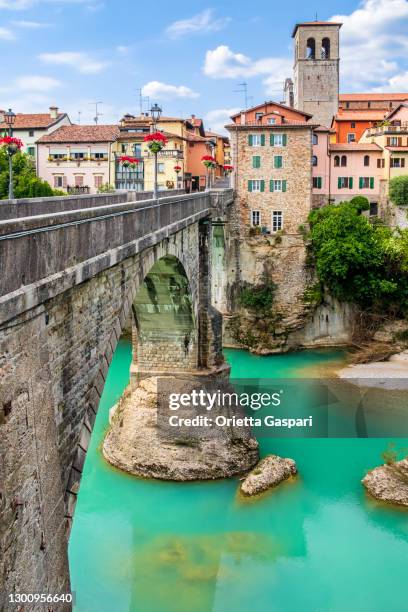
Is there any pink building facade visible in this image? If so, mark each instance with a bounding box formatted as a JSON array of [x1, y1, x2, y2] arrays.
[[37, 125, 119, 194]]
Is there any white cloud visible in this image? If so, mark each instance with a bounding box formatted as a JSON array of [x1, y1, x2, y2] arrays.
[[0, 26, 15, 39], [39, 51, 109, 74], [116, 45, 129, 54], [205, 107, 240, 133], [12, 19, 50, 27], [330, 0, 408, 89], [166, 9, 229, 39], [203, 45, 291, 83], [141, 81, 199, 100], [15, 75, 61, 91], [0, 0, 32, 8]]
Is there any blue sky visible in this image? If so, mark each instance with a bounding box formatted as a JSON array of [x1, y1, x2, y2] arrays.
[[1, 0, 408, 131]]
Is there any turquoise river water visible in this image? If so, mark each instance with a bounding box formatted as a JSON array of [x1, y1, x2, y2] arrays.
[[69, 340, 408, 612]]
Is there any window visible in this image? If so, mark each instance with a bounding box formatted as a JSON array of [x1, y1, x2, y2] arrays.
[[73, 152, 85, 159], [94, 175, 103, 188], [341, 155, 347, 167], [346, 102, 350, 109], [248, 179, 264, 192], [364, 155, 370, 167], [377, 158, 385, 168], [338, 177, 353, 189], [93, 152, 107, 160], [306, 37, 315, 59], [270, 134, 287, 147], [255, 112, 263, 121], [158, 162, 165, 173], [248, 134, 265, 146], [390, 158, 405, 168], [270, 179, 287, 192], [334, 155, 340, 167], [50, 153, 66, 160], [347, 133, 356, 143], [321, 37, 330, 59], [359, 177, 375, 189], [274, 155, 283, 169], [351, 122, 356, 129], [133, 144, 142, 157], [252, 155, 261, 169], [121, 144, 127, 153], [272, 211, 283, 232], [75, 175, 84, 187], [312, 155, 318, 167], [313, 176, 323, 189], [267, 118, 276, 125], [53, 175, 64, 188], [388, 137, 401, 146], [27, 146, 35, 157], [251, 210, 261, 226], [29, 130, 34, 137], [368, 102, 371, 108], [312, 134, 318, 145]]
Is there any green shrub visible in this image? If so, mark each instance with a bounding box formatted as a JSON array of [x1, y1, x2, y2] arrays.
[[0, 149, 55, 199], [97, 183, 115, 193], [350, 196, 370, 212], [389, 176, 408, 207], [238, 280, 276, 311]]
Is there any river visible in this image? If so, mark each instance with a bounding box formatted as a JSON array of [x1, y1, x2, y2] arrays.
[[69, 339, 408, 612]]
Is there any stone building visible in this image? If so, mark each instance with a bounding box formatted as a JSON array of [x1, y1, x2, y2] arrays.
[[292, 21, 342, 127], [227, 101, 316, 234]]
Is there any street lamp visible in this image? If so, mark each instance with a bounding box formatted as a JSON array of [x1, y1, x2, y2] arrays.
[[150, 103, 162, 199], [5, 108, 16, 200]]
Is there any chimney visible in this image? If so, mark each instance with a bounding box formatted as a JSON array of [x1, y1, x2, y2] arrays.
[[49, 106, 58, 120], [191, 114, 195, 119]]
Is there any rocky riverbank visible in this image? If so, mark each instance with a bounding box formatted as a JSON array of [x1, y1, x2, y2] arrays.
[[103, 376, 259, 481], [240, 455, 297, 496]]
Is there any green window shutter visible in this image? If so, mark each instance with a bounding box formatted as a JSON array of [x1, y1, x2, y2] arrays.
[[359, 177, 363, 189], [282, 134, 287, 146], [274, 156, 282, 168], [282, 180, 287, 192], [349, 177, 353, 189], [317, 177, 322, 189], [270, 180, 274, 192], [252, 156, 260, 168], [248, 135, 253, 146], [261, 134, 265, 146], [370, 177, 374, 189], [248, 180, 252, 192], [260, 180, 265, 192], [270, 134, 275, 146], [338, 177, 342, 189]]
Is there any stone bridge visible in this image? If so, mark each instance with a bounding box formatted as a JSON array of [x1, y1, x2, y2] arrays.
[[0, 188, 233, 609]]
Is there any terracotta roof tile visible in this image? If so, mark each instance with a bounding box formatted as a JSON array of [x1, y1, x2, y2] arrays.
[[0, 112, 66, 129], [37, 124, 120, 143], [334, 110, 387, 121], [339, 93, 408, 101], [329, 143, 382, 151]]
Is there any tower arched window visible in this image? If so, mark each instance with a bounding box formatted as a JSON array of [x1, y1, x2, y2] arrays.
[[321, 38, 330, 60], [341, 155, 347, 167], [334, 155, 340, 167], [306, 38, 316, 60], [312, 155, 318, 166], [364, 155, 370, 167]]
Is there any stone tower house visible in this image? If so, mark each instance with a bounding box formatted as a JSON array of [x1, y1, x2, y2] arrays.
[[292, 21, 342, 127]]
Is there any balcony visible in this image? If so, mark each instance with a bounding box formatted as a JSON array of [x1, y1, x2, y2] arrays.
[[143, 149, 184, 159], [48, 156, 108, 163], [366, 122, 408, 136], [67, 185, 90, 194]]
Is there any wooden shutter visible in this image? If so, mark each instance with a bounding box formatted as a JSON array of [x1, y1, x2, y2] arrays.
[[282, 180, 287, 192], [270, 180, 274, 192], [248, 135, 253, 146], [386, 137, 391, 146], [270, 134, 275, 146], [282, 134, 287, 146], [62, 176, 67, 188], [370, 177, 374, 189], [338, 177, 342, 189], [317, 177, 322, 189], [398, 137, 402, 146], [248, 180, 252, 192], [252, 156, 258, 168], [349, 177, 353, 189], [402, 159, 406, 168], [274, 156, 282, 168], [377, 159, 381, 168], [261, 134, 265, 146], [359, 177, 364, 189], [260, 180, 265, 192]]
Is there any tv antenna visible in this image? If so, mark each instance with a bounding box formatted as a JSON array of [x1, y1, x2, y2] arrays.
[[136, 88, 150, 115], [234, 82, 252, 109], [90, 101, 103, 124], [77, 110, 82, 124]]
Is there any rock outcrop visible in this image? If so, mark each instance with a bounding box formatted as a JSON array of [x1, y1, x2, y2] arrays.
[[240, 454, 297, 496], [103, 376, 259, 481], [362, 458, 408, 507]]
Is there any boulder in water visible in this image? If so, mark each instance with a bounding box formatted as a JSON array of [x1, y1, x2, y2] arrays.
[[240, 454, 297, 496], [362, 458, 408, 507]]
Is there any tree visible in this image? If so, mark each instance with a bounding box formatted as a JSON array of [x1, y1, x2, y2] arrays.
[[0, 148, 55, 199], [308, 200, 408, 313], [389, 175, 408, 207]]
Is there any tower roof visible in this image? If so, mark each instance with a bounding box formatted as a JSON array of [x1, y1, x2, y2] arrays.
[[292, 21, 342, 37]]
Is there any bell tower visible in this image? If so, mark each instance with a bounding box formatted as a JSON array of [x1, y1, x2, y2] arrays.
[[292, 21, 342, 127]]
